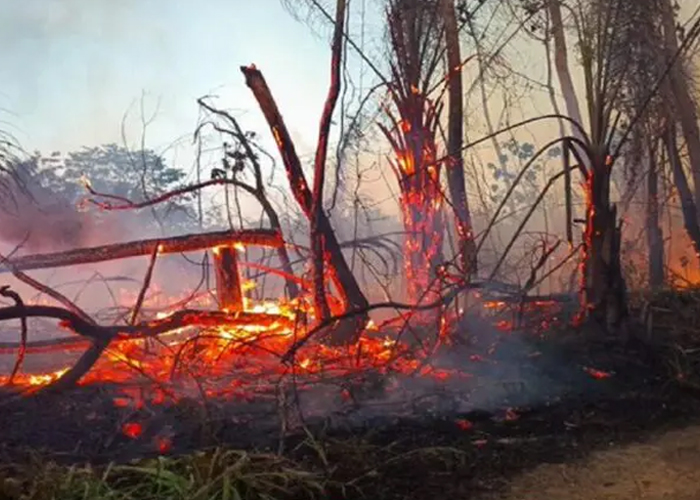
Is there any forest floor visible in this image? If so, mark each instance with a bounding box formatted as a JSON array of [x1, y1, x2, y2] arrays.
[[1, 289, 700, 499]]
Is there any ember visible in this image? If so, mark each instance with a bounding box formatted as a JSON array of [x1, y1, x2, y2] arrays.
[[122, 422, 143, 439]]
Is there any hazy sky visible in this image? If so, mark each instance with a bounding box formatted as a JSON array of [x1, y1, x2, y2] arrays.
[[1, 0, 696, 202], [0, 0, 373, 163]]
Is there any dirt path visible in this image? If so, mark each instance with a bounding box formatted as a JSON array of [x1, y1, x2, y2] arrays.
[[486, 425, 700, 500]]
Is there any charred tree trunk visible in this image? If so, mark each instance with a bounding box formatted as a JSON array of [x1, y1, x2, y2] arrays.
[[241, 65, 369, 344], [311, 0, 346, 324], [213, 246, 244, 312], [581, 154, 627, 330], [441, 0, 476, 277], [399, 172, 446, 303], [660, 0, 700, 216], [665, 126, 700, 257], [646, 142, 665, 289]]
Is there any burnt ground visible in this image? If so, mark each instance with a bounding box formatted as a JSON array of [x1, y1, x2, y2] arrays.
[[1, 297, 700, 499]]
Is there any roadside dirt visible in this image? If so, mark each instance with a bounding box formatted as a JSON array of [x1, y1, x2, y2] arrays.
[[488, 424, 700, 500]]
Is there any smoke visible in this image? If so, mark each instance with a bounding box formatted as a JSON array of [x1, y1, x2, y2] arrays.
[[0, 163, 106, 253]]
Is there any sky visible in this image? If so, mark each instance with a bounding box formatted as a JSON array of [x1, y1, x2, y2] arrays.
[[0, 0, 372, 163], [0, 0, 697, 214]]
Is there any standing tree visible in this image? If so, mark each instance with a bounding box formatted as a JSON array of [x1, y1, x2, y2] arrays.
[[241, 0, 370, 344], [378, 0, 450, 303], [441, 0, 477, 279]]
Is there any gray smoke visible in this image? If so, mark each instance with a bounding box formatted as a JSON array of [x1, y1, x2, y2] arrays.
[[0, 163, 95, 253]]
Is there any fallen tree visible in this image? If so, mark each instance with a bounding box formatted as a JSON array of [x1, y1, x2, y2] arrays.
[[0, 229, 283, 273]]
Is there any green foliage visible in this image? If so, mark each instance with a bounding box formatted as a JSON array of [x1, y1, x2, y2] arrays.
[[486, 139, 560, 209]]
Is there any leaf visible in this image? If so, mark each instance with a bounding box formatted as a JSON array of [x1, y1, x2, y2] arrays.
[[547, 146, 562, 158], [519, 142, 535, 158]]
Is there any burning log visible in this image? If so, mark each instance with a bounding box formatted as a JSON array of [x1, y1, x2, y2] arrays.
[[213, 246, 243, 312], [0, 229, 284, 274]]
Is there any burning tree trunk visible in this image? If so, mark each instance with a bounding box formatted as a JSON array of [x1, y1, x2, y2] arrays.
[[378, 0, 449, 304], [441, 0, 477, 278], [310, 0, 346, 323], [213, 246, 244, 312], [546, 0, 632, 329], [241, 66, 369, 344], [580, 152, 627, 329]]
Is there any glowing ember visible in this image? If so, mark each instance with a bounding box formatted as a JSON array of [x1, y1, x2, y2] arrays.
[[455, 419, 473, 431], [583, 366, 612, 379], [122, 422, 143, 439]]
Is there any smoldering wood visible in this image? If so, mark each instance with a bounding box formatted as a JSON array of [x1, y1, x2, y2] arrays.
[[213, 246, 244, 312], [241, 64, 369, 345], [0, 229, 284, 274], [195, 100, 301, 300]]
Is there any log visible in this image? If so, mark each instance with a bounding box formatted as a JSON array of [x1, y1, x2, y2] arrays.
[[213, 246, 243, 312], [0, 229, 284, 273]]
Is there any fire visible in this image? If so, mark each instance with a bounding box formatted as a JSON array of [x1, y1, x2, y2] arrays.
[[2, 368, 70, 387], [122, 422, 143, 439], [0, 285, 442, 402]]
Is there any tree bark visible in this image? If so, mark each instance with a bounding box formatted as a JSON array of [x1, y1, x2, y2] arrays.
[[213, 246, 244, 312], [547, 0, 587, 147], [581, 154, 628, 330], [646, 142, 665, 289], [241, 65, 369, 344], [311, 0, 347, 323], [441, 0, 477, 277]]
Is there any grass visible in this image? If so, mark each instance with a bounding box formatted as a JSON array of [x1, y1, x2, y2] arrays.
[[0, 439, 475, 500], [0, 449, 329, 500]]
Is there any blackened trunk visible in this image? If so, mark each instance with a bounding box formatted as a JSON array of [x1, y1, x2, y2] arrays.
[[441, 0, 476, 277], [665, 127, 700, 257], [581, 155, 627, 330], [310, 0, 347, 323], [660, 0, 700, 216], [646, 144, 665, 289]]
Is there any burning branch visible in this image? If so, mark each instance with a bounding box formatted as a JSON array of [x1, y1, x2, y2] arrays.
[[0, 300, 294, 392], [130, 242, 160, 325], [241, 64, 369, 344], [310, 0, 347, 323]]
